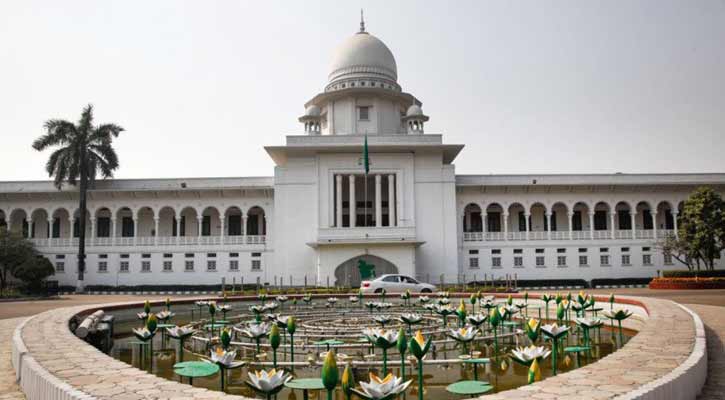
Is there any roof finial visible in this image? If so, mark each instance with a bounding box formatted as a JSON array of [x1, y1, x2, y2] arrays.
[[359, 9, 366, 33]]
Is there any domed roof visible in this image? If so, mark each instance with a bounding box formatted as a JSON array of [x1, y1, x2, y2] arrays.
[[406, 104, 423, 117], [305, 105, 321, 117], [328, 31, 398, 86]]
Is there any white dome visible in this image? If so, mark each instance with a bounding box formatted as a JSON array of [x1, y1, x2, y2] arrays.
[[305, 105, 321, 117], [328, 32, 397, 86], [406, 104, 423, 117]]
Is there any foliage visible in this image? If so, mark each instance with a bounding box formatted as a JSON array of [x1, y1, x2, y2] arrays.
[[0, 229, 39, 294], [675, 187, 725, 271], [662, 270, 725, 278], [13, 256, 54, 292], [32, 104, 124, 284]]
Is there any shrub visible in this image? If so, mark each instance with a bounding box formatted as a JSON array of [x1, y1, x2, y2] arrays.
[[662, 270, 725, 278], [13, 257, 55, 293], [590, 278, 653, 288]]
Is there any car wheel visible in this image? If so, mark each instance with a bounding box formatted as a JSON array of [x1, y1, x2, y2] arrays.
[[375, 288, 384, 294], [421, 288, 432, 293]]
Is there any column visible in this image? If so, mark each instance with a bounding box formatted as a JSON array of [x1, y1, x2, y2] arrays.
[[652, 211, 658, 239], [546, 212, 552, 240], [673, 211, 679, 239], [220, 216, 225, 242], [89, 218, 95, 245], [610, 212, 616, 239], [524, 213, 530, 240], [503, 213, 509, 241], [375, 174, 382, 228], [175, 216, 181, 243], [464, 211, 471, 232], [349, 175, 356, 227], [27, 218, 33, 239], [242, 215, 248, 236], [568, 212, 574, 240], [133, 218, 138, 245], [630, 212, 636, 239], [388, 174, 396, 227], [111, 217, 116, 244], [264, 216, 270, 240], [154, 217, 159, 245], [47, 219, 53, 240], [335, 174, 343, 228], [589, 212, 595, 240], [483, 214, 488, 241], [68, 217, 74, 239], [197, 216, 203, 237]]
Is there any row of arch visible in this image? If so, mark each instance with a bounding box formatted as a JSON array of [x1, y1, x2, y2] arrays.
[[462, 200, 683, 233], [0, 205, 268, 239]]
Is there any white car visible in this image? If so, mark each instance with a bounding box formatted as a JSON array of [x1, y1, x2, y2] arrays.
[[360, 274, 436, 294]]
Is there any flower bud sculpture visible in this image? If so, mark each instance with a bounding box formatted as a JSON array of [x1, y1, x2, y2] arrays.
[[165, 297, 171, 311], [525, 318, 540, 344], [409, 331, 432, 400], [541, 294, 554, 321], [456, 299, 467, 327], [269, 324, 281, 368], [489, 306, 502, 356], [321, 350, 339, 400], [397, 327, 408, 383], [287, 316, 297, 371], [342, 364, 353, 400], [528, 357, 541, 384], [220, 327, 232, 350]]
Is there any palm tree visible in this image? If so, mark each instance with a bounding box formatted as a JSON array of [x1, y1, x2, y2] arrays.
[[32, 104, 123, 290]]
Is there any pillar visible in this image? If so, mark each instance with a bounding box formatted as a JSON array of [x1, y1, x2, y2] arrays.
[[388, 174, 396, 227], [631, 212, 636, 239], [133, 218, 138, 244], [375, 174, 382, 228], [264, 216, 270, 238], [176, 216, 181, 239], [154, 217, 159, 245], [464, 211, 471, 232], [483, 214, 488, 239], [610, 212, 616, 239], [111, 217, 116, 244], [503, 213, 509, 241], [349, 175, 356, 227], [197, 216, 203, 237], [47, 218, 53, 239], [652, 211, 658, 239], [524, 212, 530, 240], [90, 217, 96, 240], [68, 217, 74, 239], [336, 174, 343, 228], [220, 216, 225, 240], [242, 215, 248, 236], [589, 212, 595, 240], [673, 211, 679, 239], [568, 212, 574, 240], [546, 212, 552, 240]]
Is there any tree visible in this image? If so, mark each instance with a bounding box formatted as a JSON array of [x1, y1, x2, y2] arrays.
[[0, 229, 36, 295], [678, 187, 725, 271], [14, 257, 55, 293], [658, 235, 697, 271], [32, 104, 123, 290]]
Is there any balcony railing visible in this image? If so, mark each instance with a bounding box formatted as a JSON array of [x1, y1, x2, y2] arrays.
[[462, 229, 669, 242], [317, 226, 416, 243], [30, 235, 267, 248]]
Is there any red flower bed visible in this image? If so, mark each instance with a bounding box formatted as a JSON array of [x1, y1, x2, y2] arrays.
[[649, 277, 725, 290]]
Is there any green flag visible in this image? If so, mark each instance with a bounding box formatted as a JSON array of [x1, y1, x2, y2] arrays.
[[362, 134, 370, 174]]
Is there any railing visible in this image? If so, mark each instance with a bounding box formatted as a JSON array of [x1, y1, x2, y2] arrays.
[[507, 232, 527, 241], [616, 230, 633, 239], [485, 232, 506, 241], [636, 230, 655, 239], [30, 235, 267, 248], [463, 232, 483, 242], [529, 231, 548, 240], [593, 230, 611, 240], [571, 231, 589, 240], [317, 226, 416, 242], [459, 228, 667, 243], [550, 231, 569, 240]]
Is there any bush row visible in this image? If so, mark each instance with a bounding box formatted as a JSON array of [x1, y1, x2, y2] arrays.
[[662, 270, 725, 278]]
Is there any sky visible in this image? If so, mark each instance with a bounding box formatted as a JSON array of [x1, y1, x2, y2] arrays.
[[1, 1, 724, 181]]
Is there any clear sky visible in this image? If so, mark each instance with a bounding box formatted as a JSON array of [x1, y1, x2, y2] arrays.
[[1, 1, 724, 181]]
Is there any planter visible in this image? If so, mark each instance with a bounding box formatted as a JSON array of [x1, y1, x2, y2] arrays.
[[649, 277, 725, 290]]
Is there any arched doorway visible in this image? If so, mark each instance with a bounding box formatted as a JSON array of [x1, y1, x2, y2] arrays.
[[335, 255, 398, 287]]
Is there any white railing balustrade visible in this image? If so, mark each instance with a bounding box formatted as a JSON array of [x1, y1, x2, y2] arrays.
[[529, 231, 548, 240], [485, 232, 505, 241], [550, 231, 569, 240], [30, 235, 267, 248], [592, 230, 611, 240], [636, 230, 655, 239], [571, 231, 589, 240], [616, 230, 633, 239], [246, 235, 266, 244], [508, 232, 526, 240], [463, 232, 483, 242]]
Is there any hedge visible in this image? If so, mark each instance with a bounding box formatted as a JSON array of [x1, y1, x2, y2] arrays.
[[662, 270, 725, 278], [590, 278, 653, 288]]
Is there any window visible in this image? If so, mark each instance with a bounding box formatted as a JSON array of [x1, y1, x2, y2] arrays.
[[594, 210, 607, 230], [665, 210, 675, 230], [55, 254, 65, 259], [518, 211, 526, 231], [120, 261, 129, 272], [557, 256, 567, 267], [600, 248, 609, 253], [251, 260, 262, 270], [550, 211, 558, 231], [185, 260, 194, 271], [643, 254, 652, 265], [120, 254, 129, 259], [536, 256, 545, 267], [202, 215, 211, 236], [163, 261, 173, 272], [99, 254, 108, 259], [141, 261, 151, 272], [513, 249, 523, 254], [491, 249, 501, 255], [164, 253, 172, 258], [535, 248, 544, 254], [514, 256, 523, 267], [468, 249, 479, 255], [557, 248, 566, 253], [383, 276, 399, 283], [469, 258, 479, 268], [121, 217, 134, 237], [621, 247, 630, 252], [579, 256, 588, 266], [600, 255, 610, 266], [358, 106, 370, 120], [55, 262, 65, 273], [252, 252, 262, 257], [228, 215, 242, 236], [207, 253, 217, 258], [487, 212, 501, 232], [490, 257, 501, 268], [207, 260, 217, 271], [572, 211, 583, 231], [97, 217, 110, 237], [622, 255, 631, 266], [185, 253, 194, 258], [642, 247, 651, 252], [643, 210, 653, 230], [578, 248, 587, 253], [618, 210, 632, 230], [142, 253, 151, 259], [664, 253, 673, 265], [229, 260, 239, 271], [98, 262, 107, 272], [230, 252, 239, 258]]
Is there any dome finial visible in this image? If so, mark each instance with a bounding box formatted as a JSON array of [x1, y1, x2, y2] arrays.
[[359, 9, 366, 33]]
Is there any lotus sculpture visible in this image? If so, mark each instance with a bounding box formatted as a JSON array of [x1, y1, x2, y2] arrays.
[[603, 308, 633, 346], [398, 313, 422, 334], [235, 322, 270, 354], [246, 369, 291, 400], [541, 323, 570, 375], [363, 328, 399, 374], [207, 347, 244, 391], [510, 345, 551, 367], [447, 326, 478, 355], [352, 372, 412, 400]]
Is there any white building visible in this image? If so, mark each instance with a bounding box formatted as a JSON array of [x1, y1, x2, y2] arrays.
[[1, 23, 724, 289]]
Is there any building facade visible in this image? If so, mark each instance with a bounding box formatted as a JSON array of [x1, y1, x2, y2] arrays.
[[1, 24, 724, 289]]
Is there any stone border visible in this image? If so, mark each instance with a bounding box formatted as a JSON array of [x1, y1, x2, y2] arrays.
[[9, 295, 706, 400]]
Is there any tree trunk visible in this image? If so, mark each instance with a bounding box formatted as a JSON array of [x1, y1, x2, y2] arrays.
[[77, 157, 88, 290]]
